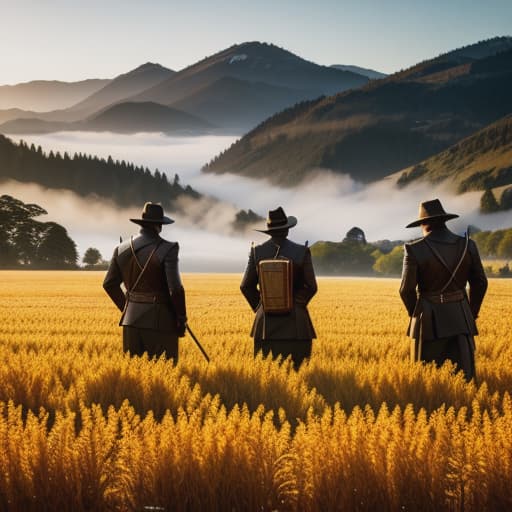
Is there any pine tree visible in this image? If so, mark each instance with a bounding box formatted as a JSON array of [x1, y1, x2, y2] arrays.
[[480, 189, 500, 213]]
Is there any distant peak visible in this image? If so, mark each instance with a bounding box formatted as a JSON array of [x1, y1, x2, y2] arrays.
[[233, 41, 285, 53], [237, 41, 271, 49], [140, 62, 163, 68], [129, 62, 172, 74]]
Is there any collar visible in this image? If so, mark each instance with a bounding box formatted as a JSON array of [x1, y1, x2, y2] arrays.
[[139, 227, 161, 240], [425, 227, 459, 244]]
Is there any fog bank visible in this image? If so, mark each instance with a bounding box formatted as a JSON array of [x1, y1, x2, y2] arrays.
[[4, 132, 511, 271]]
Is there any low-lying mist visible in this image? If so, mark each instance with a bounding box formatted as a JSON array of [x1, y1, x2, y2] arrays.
[[1, 180, 250, 272], [4, 132, 511, 271]]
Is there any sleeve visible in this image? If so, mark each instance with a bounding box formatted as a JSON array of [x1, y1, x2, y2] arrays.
[[399, 243, 418, 316], [164, 243, 186, 322], [240, 246, 260, 311], [102, 247, 126, 312], [295, 247, 318, 306], [467, 240, 488, 318]]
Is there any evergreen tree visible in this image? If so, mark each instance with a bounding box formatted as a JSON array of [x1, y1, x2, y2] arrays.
[[0, 134, 202, 212], [480, 189, 501, 213], [500, 187, 512, 210]]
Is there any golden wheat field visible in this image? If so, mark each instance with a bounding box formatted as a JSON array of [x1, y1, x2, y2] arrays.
[[1, 271, 512, 512]]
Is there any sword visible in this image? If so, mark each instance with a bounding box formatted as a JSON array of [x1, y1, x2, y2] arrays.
[[185, 324, 210, 363]]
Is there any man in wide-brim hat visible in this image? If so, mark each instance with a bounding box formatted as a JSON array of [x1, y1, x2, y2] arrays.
[[399, 198, 488, 381], [103, 202, 187, 362], [240, 206, 318, 369]]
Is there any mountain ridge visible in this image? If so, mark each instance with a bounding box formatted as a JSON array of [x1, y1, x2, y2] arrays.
[[0, 78, 110, 111], [66, 62, 175, 115], [203, 37, 512, 185], [0, 44, 370, 134], [330, 64, 386, 79], [131, 42, 368, 106], [0, 101, 213, 135], [393, 114, 512, 193]]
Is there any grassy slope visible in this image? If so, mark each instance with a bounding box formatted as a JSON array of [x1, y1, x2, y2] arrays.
[[392, 115, 512, 192]]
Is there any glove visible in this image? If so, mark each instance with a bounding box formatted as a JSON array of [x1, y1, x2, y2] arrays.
[[177, 317, 187, 338]]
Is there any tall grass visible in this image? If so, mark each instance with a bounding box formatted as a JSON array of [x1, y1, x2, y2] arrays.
[[0, 271, 511, 511]]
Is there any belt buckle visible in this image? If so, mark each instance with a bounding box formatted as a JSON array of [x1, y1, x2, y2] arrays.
[[440, 293, 445, 303]]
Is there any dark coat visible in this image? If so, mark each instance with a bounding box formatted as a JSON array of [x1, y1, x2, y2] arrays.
[[240, 236, 317, 341], [103, 228, 186, 333], [399, 227, 488, 343]]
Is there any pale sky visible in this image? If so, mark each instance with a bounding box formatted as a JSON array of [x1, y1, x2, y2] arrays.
[[1, 0, 511, 84]]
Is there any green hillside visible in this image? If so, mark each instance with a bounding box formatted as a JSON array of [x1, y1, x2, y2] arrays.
[[395, 115, 512, 193]]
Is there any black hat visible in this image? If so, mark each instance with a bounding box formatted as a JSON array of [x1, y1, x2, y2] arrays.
[[130, 202, 174, 226], [256, 207, 297, 233], [406, 199, 459, 228]]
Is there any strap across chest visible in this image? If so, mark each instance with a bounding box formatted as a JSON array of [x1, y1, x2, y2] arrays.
[[129, 237, 162, 293], [423, 232, 469, 296]]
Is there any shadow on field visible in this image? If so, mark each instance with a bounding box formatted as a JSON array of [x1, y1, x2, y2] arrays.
[[181, 357, 326, 427], [304, 362, 480, 415]]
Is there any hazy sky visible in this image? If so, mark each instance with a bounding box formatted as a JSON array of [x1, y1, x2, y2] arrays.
[[1, 0, 511, 84]]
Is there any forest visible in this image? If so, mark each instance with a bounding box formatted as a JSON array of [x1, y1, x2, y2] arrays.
[[0, 135, 200, 209]]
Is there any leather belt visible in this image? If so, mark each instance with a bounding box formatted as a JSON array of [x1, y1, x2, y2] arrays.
[[420, 290, 465, 304], [127, 291, 169, 303]]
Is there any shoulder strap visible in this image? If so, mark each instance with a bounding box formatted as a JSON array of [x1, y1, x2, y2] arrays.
[[128, 237, 163, 293], [424, 232, 469, 293], [130, 237, 144, 271]]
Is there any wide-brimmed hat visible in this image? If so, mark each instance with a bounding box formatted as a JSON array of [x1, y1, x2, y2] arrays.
[[130, 202, 174, 226], [256, 207, 297, 233], [406, 199, 459, 228]]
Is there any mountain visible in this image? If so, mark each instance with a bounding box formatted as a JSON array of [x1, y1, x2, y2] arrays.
[[392, 36, 512, 82], [331, 65, 386, 80], [68, 62, 175, 116], [129, 42, 369, 129], [1, 44, 369, 135], [0, 79, 110, 111], [85, 101, 213, 134], [0, 63, 176, 129], [204, 37, 512, 185], [0, 118, 69, 134], [0, 102, 213, 135], [393, 114, 512, 193], [170, 76, 312, 131], [0, 108, 42, 125]]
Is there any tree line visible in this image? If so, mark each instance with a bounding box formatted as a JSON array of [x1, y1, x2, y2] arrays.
[[0, 195, 78, 268], [0, 135, 200, 209], [311, 226, 512, 277], [480, 188, 512, 213]]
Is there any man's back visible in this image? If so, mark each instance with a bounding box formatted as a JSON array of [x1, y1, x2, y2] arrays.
[[103, 202, 186, 361], [400, 227, 487, 320], [399, 198, 488, 381]]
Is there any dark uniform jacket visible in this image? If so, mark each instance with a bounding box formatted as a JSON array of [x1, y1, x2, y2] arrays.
[[399, 227, 487, 341], [103, 228, 186, 332], [240, 237, 317, 341]]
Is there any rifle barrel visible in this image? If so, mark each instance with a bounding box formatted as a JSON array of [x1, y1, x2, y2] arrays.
[[185, 324, 210, 363]]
